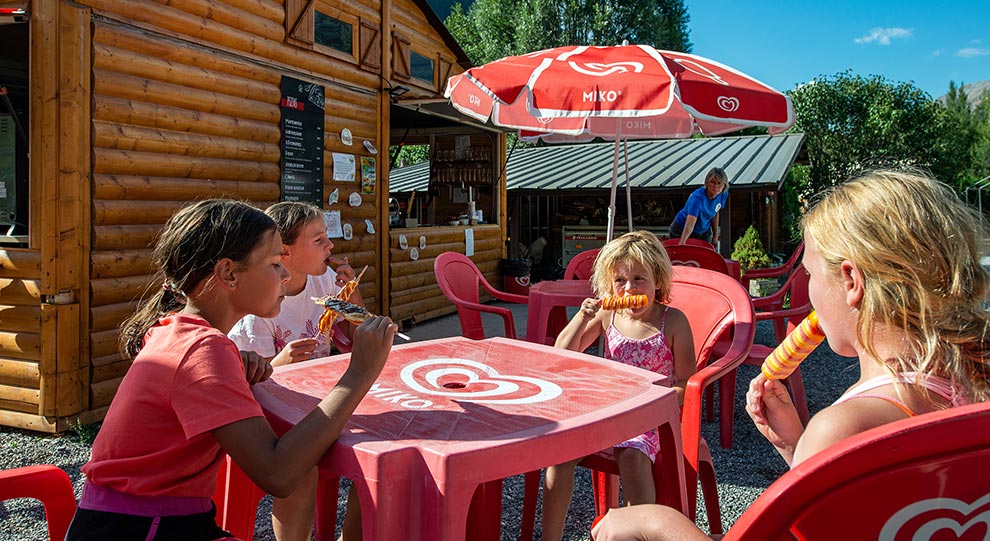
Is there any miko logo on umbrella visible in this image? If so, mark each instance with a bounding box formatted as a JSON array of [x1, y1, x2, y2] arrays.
[[717, 96, 740, 112], [568, 61, 644, 77], [399, 358, 562, 405]]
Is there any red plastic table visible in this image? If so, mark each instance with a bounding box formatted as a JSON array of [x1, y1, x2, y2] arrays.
[[525, 280, 595, 346], [251, 336, 687, 541]]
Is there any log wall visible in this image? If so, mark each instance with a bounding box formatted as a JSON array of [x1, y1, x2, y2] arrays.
[[1, 0, 483, 431], [84, 5, 385, 412], [388, 225, 502, 324]]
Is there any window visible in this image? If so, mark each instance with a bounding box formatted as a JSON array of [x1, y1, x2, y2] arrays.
[[0, 21, 29, 243], [314, 11, 353, 55], [410, 51, 434, 84]]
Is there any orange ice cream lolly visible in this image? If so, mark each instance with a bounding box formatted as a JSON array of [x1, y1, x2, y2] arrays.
[[761, 310, 825, 380], [601, 294, 650, 310]]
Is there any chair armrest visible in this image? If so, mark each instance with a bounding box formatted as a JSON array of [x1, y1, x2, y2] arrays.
[[742, 264, 790, 282], [479, 280, 529, 304], [751, 282, 789, 309], [680, 335, 752, 473], [755, 305, 810, 323], [450, 299, 519, 339]]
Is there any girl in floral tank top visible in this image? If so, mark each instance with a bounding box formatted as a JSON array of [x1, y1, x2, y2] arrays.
[[540, 231, 697, 541]]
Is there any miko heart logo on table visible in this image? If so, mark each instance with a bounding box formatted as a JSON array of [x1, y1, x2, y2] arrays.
[[400, 358, 562, 405], [879, 494, 990, 541]]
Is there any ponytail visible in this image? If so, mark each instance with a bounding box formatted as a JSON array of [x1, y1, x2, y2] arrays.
[[118, 199, 276, 359]]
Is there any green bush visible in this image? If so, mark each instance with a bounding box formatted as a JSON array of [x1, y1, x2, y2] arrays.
[[731, 225, 771, 272]]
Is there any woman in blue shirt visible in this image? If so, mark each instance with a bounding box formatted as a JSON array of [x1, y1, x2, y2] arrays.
[[669, 167, 729, 246]]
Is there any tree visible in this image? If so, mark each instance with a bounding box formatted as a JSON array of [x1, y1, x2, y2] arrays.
[[446, 0, 692, 65], [787, 72, 956, 193], [941, 81, 986, 187]]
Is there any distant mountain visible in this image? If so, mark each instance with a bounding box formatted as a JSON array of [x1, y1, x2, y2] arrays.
[[427, 0, 472, 19], [937, 80, 989, 107]]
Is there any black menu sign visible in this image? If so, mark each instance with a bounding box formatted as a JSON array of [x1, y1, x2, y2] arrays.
[[279, 76, 325, 205]]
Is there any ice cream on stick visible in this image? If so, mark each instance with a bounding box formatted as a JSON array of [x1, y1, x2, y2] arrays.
[[313, 297, 410, 340], [335, 265, 367, 302], [761, 310, 825, 380], [601, 294, 650, 310]]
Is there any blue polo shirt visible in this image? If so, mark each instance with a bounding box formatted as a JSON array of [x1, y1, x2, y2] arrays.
[[674, 187, 728, 234]]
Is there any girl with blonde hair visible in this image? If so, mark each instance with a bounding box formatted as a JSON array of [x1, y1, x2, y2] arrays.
[[542, 230, 697, 541], [592, 169, 990, 541]]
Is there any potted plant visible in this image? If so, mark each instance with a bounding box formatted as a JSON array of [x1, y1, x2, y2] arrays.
[[731, 226, 774, 296]]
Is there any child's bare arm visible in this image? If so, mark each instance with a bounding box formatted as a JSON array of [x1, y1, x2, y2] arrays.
[[554, 298, 605, 352], [213, 315, 396, 497], [270, 338, 321, 367]]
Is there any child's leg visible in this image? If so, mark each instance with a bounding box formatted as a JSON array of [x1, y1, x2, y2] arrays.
[[541, 458, 581, 541], [272, 467, 318, 541], [614, 447, 656, 506], [337, 484, 361, 541]]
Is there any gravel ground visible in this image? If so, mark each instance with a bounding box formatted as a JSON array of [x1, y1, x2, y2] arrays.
[[0, 307, 857, 540]]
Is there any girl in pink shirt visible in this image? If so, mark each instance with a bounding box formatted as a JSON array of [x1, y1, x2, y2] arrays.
[[68, 200, 397, 541]]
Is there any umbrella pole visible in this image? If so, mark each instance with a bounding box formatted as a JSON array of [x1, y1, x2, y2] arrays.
[[606, 139, 621, 243], [624, 138, 632, 233], [607, 125, 623, 243]]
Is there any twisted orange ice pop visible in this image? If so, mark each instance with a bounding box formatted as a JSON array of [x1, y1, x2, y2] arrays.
[[601, 294, 650, 310], [761, 310, 825, 380]]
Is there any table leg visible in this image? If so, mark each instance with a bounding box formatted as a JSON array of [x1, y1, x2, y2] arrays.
[[313, 475, 340, 541], [466, 480, 503, 541], [546, 306, 569, 346]]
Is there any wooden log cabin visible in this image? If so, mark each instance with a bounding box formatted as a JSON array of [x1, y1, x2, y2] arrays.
[[0, 0, 508, 431]]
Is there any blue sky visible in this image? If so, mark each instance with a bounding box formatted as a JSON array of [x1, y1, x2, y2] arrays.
[[687, 1, 989, 98]]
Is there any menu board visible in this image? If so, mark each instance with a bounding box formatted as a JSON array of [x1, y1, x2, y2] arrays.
[[279, 76, 325, 205]]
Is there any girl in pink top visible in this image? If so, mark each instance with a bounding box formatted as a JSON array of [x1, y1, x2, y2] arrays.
[[67, 200, 397, 541], [543, 230, 697, 541], [592, 170, 990, 541]]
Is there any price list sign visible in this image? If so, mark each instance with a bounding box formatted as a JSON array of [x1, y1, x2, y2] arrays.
[[279, 76, 325, 205]]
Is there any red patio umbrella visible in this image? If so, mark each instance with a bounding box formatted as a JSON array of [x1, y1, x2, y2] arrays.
[[444, 44, 795, 241]]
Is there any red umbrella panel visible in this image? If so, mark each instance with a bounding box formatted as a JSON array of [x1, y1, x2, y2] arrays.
[[444, 44, 795, 240], [445, 44, 794, 139]]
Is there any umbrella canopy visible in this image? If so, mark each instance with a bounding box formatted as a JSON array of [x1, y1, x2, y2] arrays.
[[444, 44, 796, 241]]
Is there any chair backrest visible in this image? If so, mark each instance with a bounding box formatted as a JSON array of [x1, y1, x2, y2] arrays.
[[665, 244, 731, 276], [662, 238, 716, 250], [760, 263, 811, 342], [563, 248, 599, 280], [434, 251, 491, 340], [725, 402, 990, 541], [0, 465, 77, 541], [781, 241, 805, 274], [784, 263, 811, 326], [667, 266, 755, 372]]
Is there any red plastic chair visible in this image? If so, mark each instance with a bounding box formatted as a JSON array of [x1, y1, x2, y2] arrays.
[[740, 241, 804, 293], [721, 402, 990, 540], [530, 267, 755, 537], [563, 248, 599, 280], [715, 264, 812, 445], [662, 237, 716, 250], [434, 251, 529, 340], [0, 465, 77, 541], [664, 244, 731, 276], [213, 453, 345, 541]]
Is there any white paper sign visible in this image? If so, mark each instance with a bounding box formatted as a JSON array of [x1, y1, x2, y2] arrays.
[[332, 153, 356, 181], [324, 211, 343, 239], [464, 228, 475, 257]]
